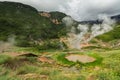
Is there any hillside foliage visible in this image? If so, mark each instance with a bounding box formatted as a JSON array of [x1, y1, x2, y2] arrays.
[[0, 2, 67, 47]]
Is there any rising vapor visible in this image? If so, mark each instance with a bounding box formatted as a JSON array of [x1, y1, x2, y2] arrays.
[[0, 36, 15, 53], [63, 15, 115, 49]]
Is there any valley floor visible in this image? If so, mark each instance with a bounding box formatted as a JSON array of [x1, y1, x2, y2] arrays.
[[0, 47, 120, 80]]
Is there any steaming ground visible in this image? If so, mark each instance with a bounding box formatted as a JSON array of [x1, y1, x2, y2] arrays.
[[0, 37, 15, 53], [63, 15, 116, 49]]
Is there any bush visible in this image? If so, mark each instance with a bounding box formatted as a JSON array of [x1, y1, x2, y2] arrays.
[[15, 39, 32, 47], [36, 40, 66, 50]]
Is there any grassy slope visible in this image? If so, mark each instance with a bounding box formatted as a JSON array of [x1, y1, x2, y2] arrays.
[[96, 24, 120, 42]]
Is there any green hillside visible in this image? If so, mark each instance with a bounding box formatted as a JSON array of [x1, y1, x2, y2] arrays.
[[0, 2, 66, 47], [96, 24, 120, 42]]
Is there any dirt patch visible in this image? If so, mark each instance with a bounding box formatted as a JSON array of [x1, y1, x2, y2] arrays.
[[20, 73, 48, 80], [65, 54, 96, 63], [4, 57, 30, 70], [4, 52, 37, 57], [87, 75, 96, 80], [3, 52, 38, 69], [38, 57, 54, 64]]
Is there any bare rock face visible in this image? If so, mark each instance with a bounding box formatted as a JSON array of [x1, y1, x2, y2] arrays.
[[40, 12, 51, 18], [65, 54, 96, 63]]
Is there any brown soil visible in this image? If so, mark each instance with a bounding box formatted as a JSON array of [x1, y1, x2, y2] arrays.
[[37, 57, 54, 64], [87, 75, 96, 80], [20, 73, 48, 80], [4, 52, 37, 57], [65, 54, 96, 63]]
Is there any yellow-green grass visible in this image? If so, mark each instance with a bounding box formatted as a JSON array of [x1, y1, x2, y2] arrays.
[[0, 48, 120, 80]]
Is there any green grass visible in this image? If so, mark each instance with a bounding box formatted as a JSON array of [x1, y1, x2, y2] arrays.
[[17, 65, 39, 75], [0, 66, 21, 80], [84, 52, 103, 66], [0, 55, 12, 64]]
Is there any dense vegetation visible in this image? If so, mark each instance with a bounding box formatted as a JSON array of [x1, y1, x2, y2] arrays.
[[0, 2, 66, 47]]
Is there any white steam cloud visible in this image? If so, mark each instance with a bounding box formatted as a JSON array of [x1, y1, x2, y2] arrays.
[[63, 15, 115, 49], [87, 15, 115, 42], [0, 36, 15, 53]]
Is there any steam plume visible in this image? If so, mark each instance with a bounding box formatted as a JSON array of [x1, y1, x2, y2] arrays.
[[0, 36, 15, 53], [63, 15, 115, 49]]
